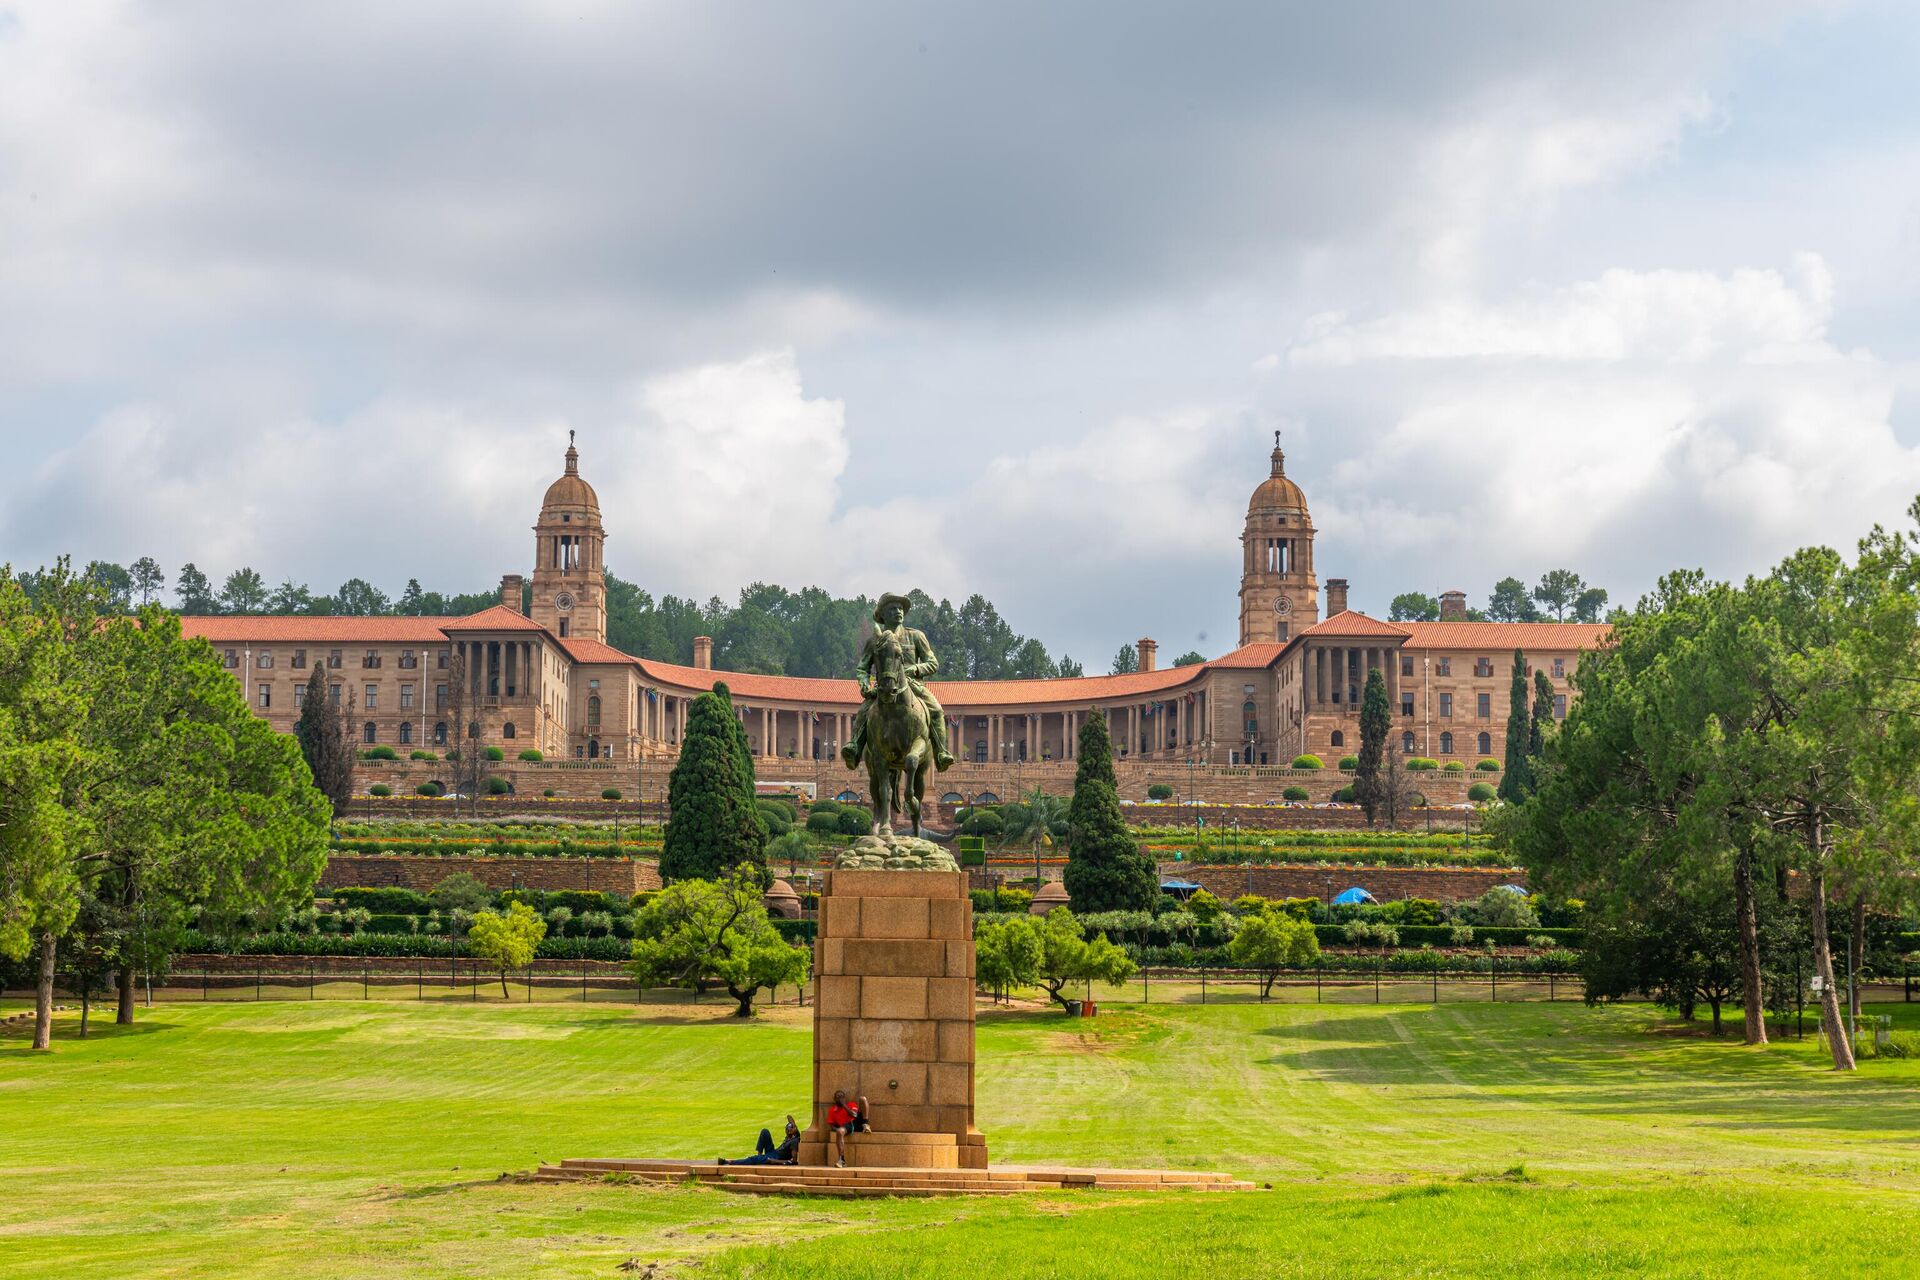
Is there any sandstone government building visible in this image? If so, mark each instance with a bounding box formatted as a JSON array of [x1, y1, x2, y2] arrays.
[[184, 439, 1606, 793]]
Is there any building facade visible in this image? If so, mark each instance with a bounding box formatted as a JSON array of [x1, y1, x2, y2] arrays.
[[184, 440, 1607, 772]]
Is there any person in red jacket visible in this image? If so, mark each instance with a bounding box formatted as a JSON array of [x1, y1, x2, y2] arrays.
[[825, 1089, 870, 1167]]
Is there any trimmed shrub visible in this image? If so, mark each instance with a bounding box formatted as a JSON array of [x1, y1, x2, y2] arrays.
[[330, 887, 433, 915], [1442, 761, 1465, 773], [1332, 785, 1356, 803], [962, 809, 1004, 838], [836, 806, 872, 835], [1282, 786, 1311, 802], [1475, 759, 1500, 772], [518, 748, 544, 762], [1146, 783, 1174, 800], [805, 810, 842, 834], [601, 787, 622, 801], [415, 781, 444, 797], [368, 784, 392, 797], [409, 750, 438, 761], [808, 797, 841, 816], [759, 798, 798, 823], [484, 746, 506, 761], [1468, 781, 1497, 802], [1406, 757, 1439, 771], [1291, 754, 1323, 770], [543, 789, 556, 798], [361, 745, 399, 761], [485, 775, 511, 795], [1337, 755, 1359, 770]]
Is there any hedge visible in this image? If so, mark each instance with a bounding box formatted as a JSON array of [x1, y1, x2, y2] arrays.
[[837, 807, 872, 835], [177, 929, 633, 962], [1441, 762, 1465, 772], [1282, 786, 1310, 802], [416, 782, 444, 797], [601, 787, 622, 801], [409, 750, 438, 761], [1146, 784, 1174, 800], [368, 784, 392, 797], [486, 776, 511, 795], [1309, 924, 1582, 949], [1406, 757, 1439, 771], [1332, 785, 1356, 803], [361, 745, 399, 761], [1476, 759, 1500, 771], [1337, 756, 1358, 770], [330, 887, 433, 914], [1291, 754, 1323, 770], [484, 746, 506, 762], [518, 749, 545, 762], [1468, 782, 1497, 802], [805, 810, 842, 834]]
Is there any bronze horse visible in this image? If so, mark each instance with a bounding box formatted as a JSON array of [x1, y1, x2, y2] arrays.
[[861, 629, 933, 837]]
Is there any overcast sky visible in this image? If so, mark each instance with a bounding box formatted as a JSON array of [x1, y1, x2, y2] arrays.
[[4, 1, 1918, 665]]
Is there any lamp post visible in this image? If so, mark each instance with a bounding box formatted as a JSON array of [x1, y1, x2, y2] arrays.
[[1186, 756, 1197, 830]]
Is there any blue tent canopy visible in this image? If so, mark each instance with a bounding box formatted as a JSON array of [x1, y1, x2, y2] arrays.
[[1494, 884, 1530, 895], [1332, 887, 1377, 905], [1160, 878, 1204, 893]]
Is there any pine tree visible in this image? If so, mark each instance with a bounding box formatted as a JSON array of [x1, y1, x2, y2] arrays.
[[293, 662, 352, 820], [1062, 715, 1156, 912], [174, 563, 217, 613], [660, 682, 765, 882], [1353, 668, 1391, 824], [1498, 649, 1532, 801]]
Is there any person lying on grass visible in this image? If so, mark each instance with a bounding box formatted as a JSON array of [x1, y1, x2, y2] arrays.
[[827, 1089, 870, 1167], [719, 1116, 800, 1166]]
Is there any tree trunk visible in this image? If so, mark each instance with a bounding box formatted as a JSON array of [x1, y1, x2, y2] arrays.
[[1709, 997, 1722, 1035], [1848, 898, 1866, 1022], [1805, 856, 1855, 1070], [1733, 845, 1768, 1045], [33, 930, 56, 1051], [499, 971, 510, 1000], [117, 964, 136, 1026], [729, 985, 755, 1018], [80, 973, 91, 1038]]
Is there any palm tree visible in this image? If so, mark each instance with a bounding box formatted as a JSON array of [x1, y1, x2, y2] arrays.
[[1001, 785, 1068, 884]]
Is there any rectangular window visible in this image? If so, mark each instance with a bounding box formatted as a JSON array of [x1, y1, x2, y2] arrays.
[[1555, 694, 1567, 719], [362, 649, 380, 669], [400, 684, 414, 710], [257, 684, 271, 709], [1552, 657, 1566, 679], [1477, 692, 1491, 718], [223, 649, 238, 669], [399, 650, 418, 669], [328, 649, 342, 669], [437, 649, 449, 669], [1400, 692, 1414, 717], [435, 684, 448, 711], [1436, 657, 1451, 676], [1439, 693, 1453, 718], [559, 618, 570, 637], [364, 683, 378, 710], [329, 683, 342, 706], [293, 649, 306, 668], [1475, 657, 1493, 677], [293, 684, 306, 708], [1400, 656, 1413, 678], [256, 651, 274, 669]]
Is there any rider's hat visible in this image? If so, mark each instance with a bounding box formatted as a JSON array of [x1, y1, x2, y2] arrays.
[[873, 592, 913, 623]]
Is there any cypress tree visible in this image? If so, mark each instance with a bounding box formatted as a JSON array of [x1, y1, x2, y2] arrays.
[[1062, 714, 1156, 911], [1498, 649, 1533, 801], [1073, 709, 1117, 790], [1530, 668, 1555, 760], [661, 682, 766, 882], [294, 661, 351, 820], [1352, 668, 1391, 825]]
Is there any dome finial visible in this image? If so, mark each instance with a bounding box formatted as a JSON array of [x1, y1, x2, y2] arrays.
[[565, 430, 579, 476], [1271, 428, 1285, 476]]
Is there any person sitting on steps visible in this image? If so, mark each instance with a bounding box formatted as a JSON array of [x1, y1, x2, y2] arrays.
[[718, 1115, 800, 1167], [826, 1089, 871, 1167]]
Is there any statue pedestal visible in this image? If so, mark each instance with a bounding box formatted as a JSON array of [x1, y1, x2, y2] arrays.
[[798, 868, 987, 1170]]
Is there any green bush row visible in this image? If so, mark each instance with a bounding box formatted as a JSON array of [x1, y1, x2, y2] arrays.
[[1311, 924, 1582, 949], [177, 929, 633, 962]]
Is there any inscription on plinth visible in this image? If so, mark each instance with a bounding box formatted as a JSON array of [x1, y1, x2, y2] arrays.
[[798, 867, 986, 1170]]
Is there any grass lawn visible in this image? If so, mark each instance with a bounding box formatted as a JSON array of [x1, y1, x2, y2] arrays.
[[4, 997, 1919, 1278]]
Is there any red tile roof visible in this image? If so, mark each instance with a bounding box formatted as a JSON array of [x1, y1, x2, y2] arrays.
[[180, 616, 461, 643], [1398, 621, 1611, 650], [627, 656, 1218, 708], [557, 636, 639, 666], [1203, 643, 1288, 669], [439, 605, 549, 632], [1299, 611, 1411, 639]]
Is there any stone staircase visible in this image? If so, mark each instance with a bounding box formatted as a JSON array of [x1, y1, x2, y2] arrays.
[[533, 1158, 1256, 1198]]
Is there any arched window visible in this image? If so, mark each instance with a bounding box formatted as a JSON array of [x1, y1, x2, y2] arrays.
[[502, 722, 516, 739], [399, 722, 412, 745], [363, 722, 377, 744], [587, 695, 601, 727], [1478, 731, 1492, 755], [941, 792, 964, 804], [1402, 731, 1416, 753], [433, 721, 447, 745], [1329, 730, 1344, 747], [1439, 731, 1453, 755]]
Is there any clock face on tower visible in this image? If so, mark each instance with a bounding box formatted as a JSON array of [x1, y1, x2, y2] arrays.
[[554, 591, 575, 613], [1273, 596, 1293, 616]]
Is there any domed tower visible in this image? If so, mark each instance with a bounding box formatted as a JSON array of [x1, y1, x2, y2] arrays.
[[1238, 432, 1319, 645], [529, 434, 606, 643]]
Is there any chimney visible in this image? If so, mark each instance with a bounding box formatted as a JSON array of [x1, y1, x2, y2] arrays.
[[1137, 638, 1158, 672], [1439, 590, 1468, 622], [499, 573, 524, 613], [1325, 579, 1349, 616], [692, 635, 713, 670]]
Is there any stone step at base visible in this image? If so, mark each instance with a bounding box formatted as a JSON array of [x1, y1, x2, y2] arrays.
[[537, 1158, 1256, 1196]]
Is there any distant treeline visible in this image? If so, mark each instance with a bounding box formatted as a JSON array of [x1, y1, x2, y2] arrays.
[[29, 559, 1083, 681]]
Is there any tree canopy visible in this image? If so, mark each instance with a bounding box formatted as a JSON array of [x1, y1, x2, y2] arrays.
[[660, 683, 765, 882], [627, 864, 809, 1016], [1062, 715, 1156, 912]]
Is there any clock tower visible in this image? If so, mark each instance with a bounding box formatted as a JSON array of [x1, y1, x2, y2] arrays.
[[529, 435, 607, 643], [1238, 433, 1319, 645]]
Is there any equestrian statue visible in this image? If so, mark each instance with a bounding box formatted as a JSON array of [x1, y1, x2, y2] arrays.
[[842, 592, 955, 837]]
